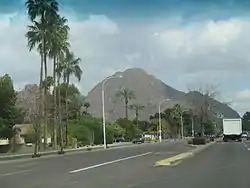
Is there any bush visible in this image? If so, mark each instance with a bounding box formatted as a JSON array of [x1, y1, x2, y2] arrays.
[[192, 137, 206, 145]]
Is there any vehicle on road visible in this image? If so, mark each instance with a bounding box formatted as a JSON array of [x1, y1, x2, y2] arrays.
[[247, 132, 250, 140], [132, 134, 145, 144], [242, 131, 248, 139], [223, 118, 242, 142]]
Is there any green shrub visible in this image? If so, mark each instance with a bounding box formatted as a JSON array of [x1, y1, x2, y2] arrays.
[[192, 137, 206, 145]]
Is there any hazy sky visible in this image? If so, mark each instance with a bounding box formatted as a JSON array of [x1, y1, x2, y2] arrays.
[[1, 0, 250, 115]]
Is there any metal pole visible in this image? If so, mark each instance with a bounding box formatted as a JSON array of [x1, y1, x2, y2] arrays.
[[102, 87, 107, 149], [158, 98, 170, 142], [101, 75, 122, 150], [158, 105, 162, 142], [191, 117, 194, 137]]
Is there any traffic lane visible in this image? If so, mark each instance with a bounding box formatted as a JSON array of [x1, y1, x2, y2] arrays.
[[0, 141, 191, 188], [0, 141, 187, 175], [140, 141, 250, 188], [0, 142, 147, 174], [0, 140, 185, 174], [242, 139, 250, 150]]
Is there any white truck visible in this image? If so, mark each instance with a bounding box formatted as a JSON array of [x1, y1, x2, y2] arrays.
[[223, 118, 242, 142]]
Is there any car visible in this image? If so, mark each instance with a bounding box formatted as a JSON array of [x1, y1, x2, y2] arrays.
[[132, 135, 145, 144], [242, 132, 248, 139], [247, 132, 250, 140]]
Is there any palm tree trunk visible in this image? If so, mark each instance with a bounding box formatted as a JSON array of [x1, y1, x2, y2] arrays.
[[53, 56, 57, 148], [125, 99, 128, 119], [43, 46, 48, 150], [65, 76, 69, 146], [136, 111, 139, 128], [35, 53, 44, 155], [57, 76, 64, 152]]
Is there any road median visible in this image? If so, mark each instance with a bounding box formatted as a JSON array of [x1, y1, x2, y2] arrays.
[[154, 141, 216, 167]]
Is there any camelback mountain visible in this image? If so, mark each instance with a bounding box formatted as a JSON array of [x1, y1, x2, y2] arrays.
[[86, 68, 240, 121]]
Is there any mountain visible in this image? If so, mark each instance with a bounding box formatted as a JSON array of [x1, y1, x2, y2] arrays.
[[86, 68, 240, 121], [16, 84, 40, 122]]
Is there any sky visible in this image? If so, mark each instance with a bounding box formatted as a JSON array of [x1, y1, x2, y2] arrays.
[[1, 0, 250, 115]]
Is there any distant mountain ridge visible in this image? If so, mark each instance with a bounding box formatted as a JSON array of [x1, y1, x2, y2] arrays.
[[86, 68, 240, 121], [15, 68, 240, 122]]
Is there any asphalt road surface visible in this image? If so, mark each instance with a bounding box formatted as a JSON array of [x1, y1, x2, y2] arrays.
[[0, 140, 190, 188], [1, 140, 250, 188]]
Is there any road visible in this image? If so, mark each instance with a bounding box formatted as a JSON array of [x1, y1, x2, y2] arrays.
[[0, 140, 190, 188], [1, 140, 250, 188]]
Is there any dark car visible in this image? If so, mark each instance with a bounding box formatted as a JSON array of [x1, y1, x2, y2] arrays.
[[132, 135, 145, 144], [247, 132, 250, 140], [242, 131, 248, 139]]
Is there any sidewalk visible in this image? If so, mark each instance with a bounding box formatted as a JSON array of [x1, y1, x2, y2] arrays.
[[0, 142, 132, 161]]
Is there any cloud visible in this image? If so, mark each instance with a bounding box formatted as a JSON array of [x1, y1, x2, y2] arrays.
[[1, 9, 250, 114], [236, 89, 250, 101]]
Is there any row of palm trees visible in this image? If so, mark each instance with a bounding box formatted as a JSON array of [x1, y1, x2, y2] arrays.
[[115, 87, 145, 126], [25, 0, 82, 155]]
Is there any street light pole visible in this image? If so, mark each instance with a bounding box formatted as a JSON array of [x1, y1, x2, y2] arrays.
[[191, 116, 194, 137], [158, 105, 162, 142], [101, 88, 106, 149], [158, 98, 170, 142], [101, 75, 122, 149]]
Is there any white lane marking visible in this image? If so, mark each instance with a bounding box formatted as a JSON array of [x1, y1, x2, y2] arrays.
[[69, 152, 152, 173], [0, 169, 32, 177]]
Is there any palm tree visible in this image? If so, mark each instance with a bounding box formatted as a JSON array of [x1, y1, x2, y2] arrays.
[[25, 21, 45, 155], [61, 51, 82, 146], [25, 0, 59, 22], [48, 15, 70, 148], [25, 0, 59, 150], [68, 93, 85, 118], [115, 87, 136, 119], [129, 103, 145, 127], [55, 65, 64, 153], [170, 104, 184, 137]]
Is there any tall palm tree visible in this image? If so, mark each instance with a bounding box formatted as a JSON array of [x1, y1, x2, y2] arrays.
[[115, 87, 136, 119], [26, 0, 59, 22], [171, 104, 184, 137], [26, 0, 59, 150], [26, 20, 45, 155], [48, 15, 70, 148], [61, 52, 82, 146], [129, 103, 145, 127], [55, 63, 64, 153]]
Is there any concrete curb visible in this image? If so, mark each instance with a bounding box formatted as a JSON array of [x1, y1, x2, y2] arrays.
[[0, 143, 132, 161], [154, 141, 216, 167]]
